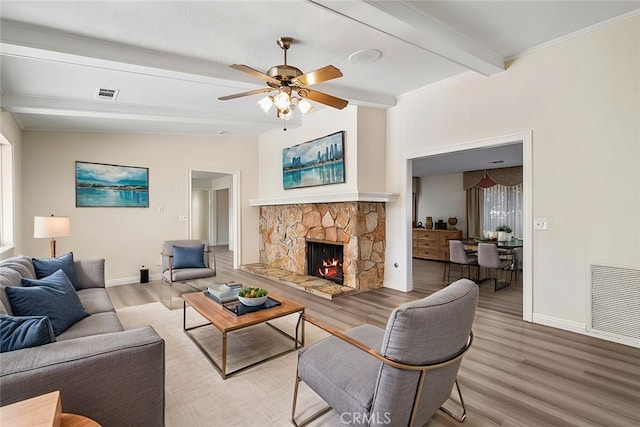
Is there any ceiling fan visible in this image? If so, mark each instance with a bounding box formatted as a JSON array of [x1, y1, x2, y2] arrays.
[[218, 37, 348, 121]]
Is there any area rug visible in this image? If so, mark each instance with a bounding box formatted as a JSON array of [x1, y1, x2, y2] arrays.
[[116, 302, 340, 426]]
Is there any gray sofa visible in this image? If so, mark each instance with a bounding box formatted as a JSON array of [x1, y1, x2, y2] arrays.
[[0, 255, 165, 426]]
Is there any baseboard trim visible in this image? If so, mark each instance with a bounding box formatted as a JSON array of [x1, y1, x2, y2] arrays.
[[533, 313, 640, 348]]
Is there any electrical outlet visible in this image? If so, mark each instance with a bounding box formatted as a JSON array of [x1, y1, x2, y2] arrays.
[[534, 218, 548, 230], [179, 215, 187, 221]]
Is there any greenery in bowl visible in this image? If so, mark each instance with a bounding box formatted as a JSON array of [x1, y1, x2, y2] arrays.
[[496, 225, 512, 233], [238, 287, 268, 298], [238, 287, 268, 306]]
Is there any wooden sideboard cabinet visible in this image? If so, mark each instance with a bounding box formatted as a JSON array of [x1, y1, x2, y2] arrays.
[[412, 229, 462, 261]]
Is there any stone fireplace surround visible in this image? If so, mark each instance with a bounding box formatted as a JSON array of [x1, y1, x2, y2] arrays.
[[241, 201, 386, 299]]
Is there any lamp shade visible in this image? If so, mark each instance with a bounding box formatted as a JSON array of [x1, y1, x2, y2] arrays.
[[34, 216, 71, 239]]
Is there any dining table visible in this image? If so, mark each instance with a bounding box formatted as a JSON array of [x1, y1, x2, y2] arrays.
[[461, 238, 523, 281]]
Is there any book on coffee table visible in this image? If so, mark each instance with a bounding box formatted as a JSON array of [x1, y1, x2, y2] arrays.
[[206, 283, 241, 303]]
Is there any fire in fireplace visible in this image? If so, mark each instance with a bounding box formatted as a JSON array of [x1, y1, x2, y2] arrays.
[[306, 239, 344, 284]]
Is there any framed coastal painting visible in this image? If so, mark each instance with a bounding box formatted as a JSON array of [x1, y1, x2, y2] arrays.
[[76, 161, 149, 207], [282, 131, 346, 190]]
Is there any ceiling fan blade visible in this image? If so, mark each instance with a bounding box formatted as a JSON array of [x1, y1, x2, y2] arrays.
[[218, 88, 272, 101], [230, 64, 280, 85], [293, 65, 343, 86], [301, 89, 348, 110]]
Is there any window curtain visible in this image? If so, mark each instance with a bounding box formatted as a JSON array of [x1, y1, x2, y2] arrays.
[[465, 187, 483, 238], [464, 166, 523, 238], [482, 183, 523, 237]]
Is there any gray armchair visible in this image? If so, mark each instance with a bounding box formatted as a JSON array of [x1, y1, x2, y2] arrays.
[[161, 239, 216, 308], [292, 279, 479, 426]]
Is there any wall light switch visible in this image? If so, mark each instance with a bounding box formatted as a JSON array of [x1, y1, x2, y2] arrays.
[[534, 218, 548, 230]]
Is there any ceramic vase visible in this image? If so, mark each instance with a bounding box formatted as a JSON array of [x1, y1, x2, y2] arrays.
[[425, 217, 433, 229]]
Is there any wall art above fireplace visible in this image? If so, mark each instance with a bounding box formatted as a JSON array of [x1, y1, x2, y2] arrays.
[[282, 131, 345, 190]]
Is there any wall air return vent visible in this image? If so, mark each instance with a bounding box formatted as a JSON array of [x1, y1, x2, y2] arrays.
[[95, 88, 119, 101], [589, 264, 640, 343]]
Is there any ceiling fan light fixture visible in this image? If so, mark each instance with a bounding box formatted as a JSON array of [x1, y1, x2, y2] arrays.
[[220, 36, 348, 129], [258, 96, 274, 113], [273, 91, 291, 110], [277, 108, 293, 120], [298, 98, 314, 115]]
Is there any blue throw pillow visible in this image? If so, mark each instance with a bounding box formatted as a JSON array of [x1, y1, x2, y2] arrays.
[[7, 270, 89, 336], [32, 252, 83, 290], [0, 315, 56, 352], [172, 244, 206, 269]]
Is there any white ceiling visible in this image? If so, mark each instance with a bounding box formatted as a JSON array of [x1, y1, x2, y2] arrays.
[[1, 1, 639, 137], [412, 142, 523, 177]]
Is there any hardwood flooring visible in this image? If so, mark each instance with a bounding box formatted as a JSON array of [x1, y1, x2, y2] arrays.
[[108, 246, 640, 426]]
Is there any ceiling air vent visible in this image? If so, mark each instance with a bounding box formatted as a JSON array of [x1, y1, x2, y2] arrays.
[[95, 88, 119, 101]]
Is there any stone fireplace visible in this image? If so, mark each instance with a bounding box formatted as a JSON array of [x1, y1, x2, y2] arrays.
[[242, 201, 386, 298]]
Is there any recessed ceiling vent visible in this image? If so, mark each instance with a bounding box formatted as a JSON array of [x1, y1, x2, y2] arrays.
[[95, 88, 119, 101]]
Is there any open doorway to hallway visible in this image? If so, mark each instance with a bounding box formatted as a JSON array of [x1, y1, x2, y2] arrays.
[[189, 169, 240, 269]]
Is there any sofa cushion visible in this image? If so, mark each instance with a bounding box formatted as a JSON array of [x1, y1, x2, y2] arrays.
[[7, 270, 89, 336], [77, 288, 115, 314], [0, 256, 38, 316], [0, 315, 56, 352], [57, 312, 124, 341], [32, 252, 83, 290], [172, 244, 206, 269]]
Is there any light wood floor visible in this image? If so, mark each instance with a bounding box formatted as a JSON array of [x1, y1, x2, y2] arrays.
[[108, 246, 640, 426]]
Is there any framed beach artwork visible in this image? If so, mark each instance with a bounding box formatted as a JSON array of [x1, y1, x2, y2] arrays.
[[76, 161, 149, 207], [282, 131, 346, 190]]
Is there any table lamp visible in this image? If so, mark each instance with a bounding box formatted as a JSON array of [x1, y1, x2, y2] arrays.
[[34, 215, 70, 258]]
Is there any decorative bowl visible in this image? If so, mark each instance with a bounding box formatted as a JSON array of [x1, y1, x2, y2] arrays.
[[237, 287, 269, 306], [238, 295, 268, 306]]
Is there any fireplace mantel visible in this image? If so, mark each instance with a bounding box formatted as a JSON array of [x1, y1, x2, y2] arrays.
[[249, 191, 397, 206]]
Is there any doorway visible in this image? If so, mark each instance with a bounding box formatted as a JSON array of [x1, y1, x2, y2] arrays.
[[407, 132, 533, 321], [189, 168, 240, 269]]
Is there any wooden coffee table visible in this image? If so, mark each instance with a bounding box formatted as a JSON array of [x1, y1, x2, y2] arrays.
[[182, 291, 305, 379]]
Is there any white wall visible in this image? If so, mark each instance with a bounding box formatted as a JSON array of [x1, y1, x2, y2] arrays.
[[257, 105, 388, 199], [191, 189, 209, 241], [386, 15, 640, 335], [417, 173, 467, 237], [258, 106, 358, 198], [20, 131, 259, 284], [0, 112, 22, 258]]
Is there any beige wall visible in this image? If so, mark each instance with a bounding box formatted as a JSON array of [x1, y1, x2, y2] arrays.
[[20, 131, 259, 284], [386, 15, 640, 334]]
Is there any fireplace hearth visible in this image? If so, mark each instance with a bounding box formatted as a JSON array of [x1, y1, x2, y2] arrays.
[[307, 239, 344, 284]]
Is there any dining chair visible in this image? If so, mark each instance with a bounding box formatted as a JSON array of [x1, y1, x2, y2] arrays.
[[292, 279, 479, 426], [477, 242, 514, 291], [446, 240, 478, 283], [161, 239, 216, 309]]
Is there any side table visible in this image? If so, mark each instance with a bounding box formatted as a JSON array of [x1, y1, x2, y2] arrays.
[[0, 391, 100, 427]]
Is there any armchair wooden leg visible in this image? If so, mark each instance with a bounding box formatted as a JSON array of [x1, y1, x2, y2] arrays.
[[440, 379, 467, 422]]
